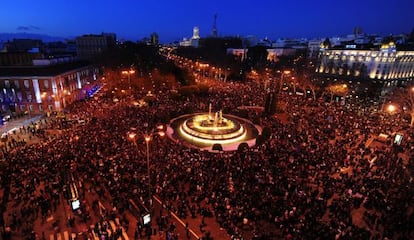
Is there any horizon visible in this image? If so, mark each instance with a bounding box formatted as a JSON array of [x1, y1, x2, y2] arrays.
[[1, 29, 412, 44], [1, 0, 413, 43]]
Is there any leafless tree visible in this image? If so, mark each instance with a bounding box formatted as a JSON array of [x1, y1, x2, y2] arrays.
[[390, 86, 414, 127]]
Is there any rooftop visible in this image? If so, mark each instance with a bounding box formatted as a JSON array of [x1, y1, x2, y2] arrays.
[[0, 60, 92, 77]]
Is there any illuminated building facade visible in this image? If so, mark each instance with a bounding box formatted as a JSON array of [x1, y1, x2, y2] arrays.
[[179, 27, 200, 47], [317, 42, 414, 88], [226, 48, 248, 61], [192, 26, 200, 40], [0, 60, 99, 115]]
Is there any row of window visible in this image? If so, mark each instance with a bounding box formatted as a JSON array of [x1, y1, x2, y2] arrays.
[[2, 77, 90, 90], [324, 51, 414, 63], [1, 104, 54, 112], [2, 70, 91, 90], [3, 79, 50, 89]]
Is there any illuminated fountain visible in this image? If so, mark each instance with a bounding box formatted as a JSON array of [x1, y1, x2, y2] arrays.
[[169, 103, 261, 150]]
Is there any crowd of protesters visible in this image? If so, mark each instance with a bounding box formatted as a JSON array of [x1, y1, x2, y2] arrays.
[[1, 78, 414, 240]]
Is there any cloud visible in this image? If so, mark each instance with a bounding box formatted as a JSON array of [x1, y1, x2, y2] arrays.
[[16, 25, 40, 31]]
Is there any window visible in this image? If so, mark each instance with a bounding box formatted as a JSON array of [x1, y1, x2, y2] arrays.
[[5, 80, 10, 88], [17, 92, 22, 102], [27, 92, 32, 101], [44, 80, 49, 89], [24, 80, 30, 89], [14, 80, 20, 88]]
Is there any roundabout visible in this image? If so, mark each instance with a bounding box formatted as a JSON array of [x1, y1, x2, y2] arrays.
[[167, 105, 261, 151]]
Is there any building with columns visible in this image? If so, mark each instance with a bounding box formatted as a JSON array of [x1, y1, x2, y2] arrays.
[[317, 42, 414, 93], [0, 60, 100, 116]]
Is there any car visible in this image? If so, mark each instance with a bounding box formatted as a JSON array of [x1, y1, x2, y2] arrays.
[[2, 115, 11, 122]]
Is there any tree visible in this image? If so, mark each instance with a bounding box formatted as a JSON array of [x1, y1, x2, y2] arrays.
[[247, 46, 268, 64], [300, 74, 319, 101], [322, 38, 331, 49], [289, 76, 299, 93], [325, 84, 349, 103], [390, 86, 414, 127]]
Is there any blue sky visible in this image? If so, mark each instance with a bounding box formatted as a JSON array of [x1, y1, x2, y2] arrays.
[[0, 0, 413, 42]]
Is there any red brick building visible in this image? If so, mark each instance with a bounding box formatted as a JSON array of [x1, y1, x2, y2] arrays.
[[0, 60, 100, 116]]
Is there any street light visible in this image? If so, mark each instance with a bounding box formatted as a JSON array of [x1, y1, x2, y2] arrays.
[[280, 70, 291, 91], [122, 69, 135, 91], [41, 92, 48, 114], [387, 104, 396, 114], [128, 125, 165, 212]]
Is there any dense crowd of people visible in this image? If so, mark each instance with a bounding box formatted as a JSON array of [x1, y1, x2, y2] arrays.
[[1, 78, 413, 240]]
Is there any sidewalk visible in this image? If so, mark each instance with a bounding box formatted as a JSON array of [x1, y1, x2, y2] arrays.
[[0, 115, 44, 136]]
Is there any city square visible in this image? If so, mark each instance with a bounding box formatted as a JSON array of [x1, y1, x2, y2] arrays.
[[1, 1, 414, 240]]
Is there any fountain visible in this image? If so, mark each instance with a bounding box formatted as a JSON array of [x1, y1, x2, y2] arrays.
[[168, 103, 260, 150]]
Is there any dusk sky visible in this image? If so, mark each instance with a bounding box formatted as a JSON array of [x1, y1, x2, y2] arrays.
[[1, 0, 413, 42]]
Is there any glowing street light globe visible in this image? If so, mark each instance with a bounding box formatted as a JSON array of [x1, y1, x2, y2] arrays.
[[387, 104, 396, 113]]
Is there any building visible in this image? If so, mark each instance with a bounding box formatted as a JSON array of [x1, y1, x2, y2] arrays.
[[272, 38, 308, 49], [241, 35, 258, 48], [308, 39, 323, 59], [43, 40, 77, 58], [266, 48, 297, 61], [0, 59, 100, 116], [150, 32, 159, 45], [180, 27, 200, 47], [0, 52, 43, 66], [76, 33, 116, 60], [1, 39, 43, 53], [226, 48, 248, 61], [192, 27, 200, 40], [317, 42, 414, 93], [226, 48, 296, 62]]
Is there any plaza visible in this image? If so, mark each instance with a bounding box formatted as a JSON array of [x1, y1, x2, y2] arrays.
[[0, 75, 413, 240]]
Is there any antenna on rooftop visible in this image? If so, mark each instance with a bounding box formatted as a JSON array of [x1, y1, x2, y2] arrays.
[[211, 13, 218, 37]]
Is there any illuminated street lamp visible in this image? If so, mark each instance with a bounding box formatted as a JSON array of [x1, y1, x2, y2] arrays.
[[41, 92, 48, 115], [122, 69, 135, 91], [387, 104, 396, 114], [128, 125, 165, 214], [279, 70, 291, 91]]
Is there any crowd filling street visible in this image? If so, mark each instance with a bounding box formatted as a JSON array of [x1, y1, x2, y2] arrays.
[[1, 78, 413, 240]]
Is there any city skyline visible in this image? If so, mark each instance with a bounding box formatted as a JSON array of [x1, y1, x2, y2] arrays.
[[0, 0, 413, 43]]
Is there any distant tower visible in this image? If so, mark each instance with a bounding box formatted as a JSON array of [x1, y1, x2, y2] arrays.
[[192, 26, 200, 39], [353, 26, 363, 37], [211, 13, 218, 37], [150, 32, 159, 45]]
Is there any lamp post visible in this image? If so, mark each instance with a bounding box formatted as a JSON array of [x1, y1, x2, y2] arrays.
[[41, 92, 47, 115], [128, 125, 165, 212], [280, 70, 291, 92], [122, 69, 135, 92], [27, 103, 31, 118]]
